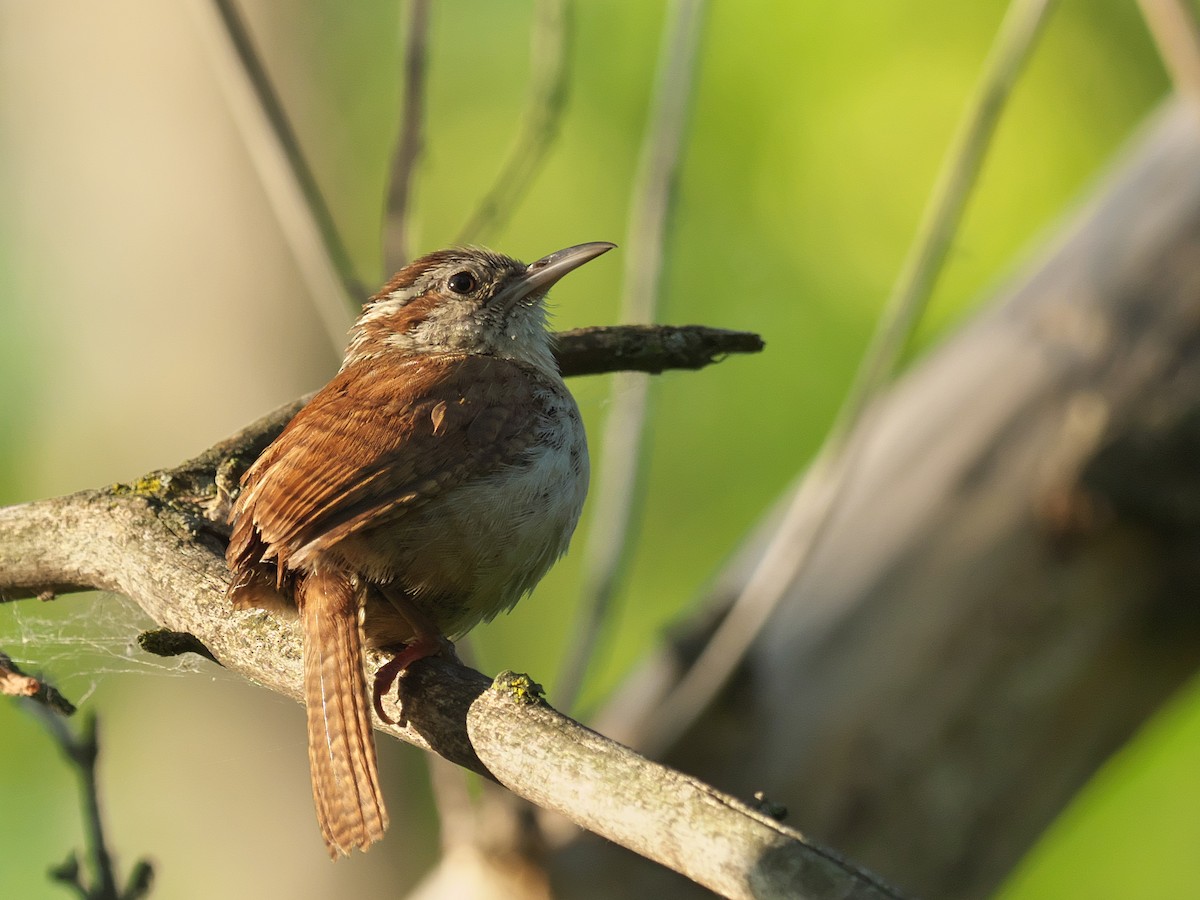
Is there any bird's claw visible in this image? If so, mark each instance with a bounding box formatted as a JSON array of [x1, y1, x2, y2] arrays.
[[371, 635, 452, 725]]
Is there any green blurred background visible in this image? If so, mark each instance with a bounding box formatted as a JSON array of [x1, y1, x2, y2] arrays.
[[1, 1, 1197, 896]]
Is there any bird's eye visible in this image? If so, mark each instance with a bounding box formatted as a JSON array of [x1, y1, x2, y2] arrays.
[[447, 271, 478, 294]]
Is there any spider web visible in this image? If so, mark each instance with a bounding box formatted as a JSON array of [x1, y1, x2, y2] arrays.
[[0, 591, 209, 707]]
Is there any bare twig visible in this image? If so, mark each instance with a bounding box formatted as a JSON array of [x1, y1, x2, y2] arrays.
[[0, 650, 76, 715], [38, 712, 154, 900], [553, 324, 762, 377], [556, 0, 710, 713], [188, 0, 358, 351], [0, 652, 39, 696], [641, 0, 1059, 755], [837, 0, 1060, 449], [1138, 0, 1200, 114], [457, 0, 573, 244], [472, 673, 904, 900], [384, 0, 432, 271]]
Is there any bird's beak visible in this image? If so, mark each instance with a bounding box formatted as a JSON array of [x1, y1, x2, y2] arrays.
[[494, 241, 616, 311]]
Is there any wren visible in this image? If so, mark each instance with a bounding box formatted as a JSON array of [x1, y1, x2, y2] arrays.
[[225, 242, 613, 855]]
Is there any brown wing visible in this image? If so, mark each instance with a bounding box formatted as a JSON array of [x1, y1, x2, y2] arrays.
[[228, 354, 541, 581]]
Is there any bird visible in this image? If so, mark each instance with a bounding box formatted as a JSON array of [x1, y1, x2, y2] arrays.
[[224, 241, 613, 856]]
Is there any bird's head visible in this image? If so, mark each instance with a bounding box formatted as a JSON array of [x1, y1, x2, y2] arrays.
[[345, 242, 615, 377]]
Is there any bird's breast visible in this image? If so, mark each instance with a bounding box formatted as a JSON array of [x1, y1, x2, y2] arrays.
[[355, 381, 589, 638]]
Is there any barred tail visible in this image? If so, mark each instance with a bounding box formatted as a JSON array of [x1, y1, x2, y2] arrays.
[[299, 569, 388, 856]]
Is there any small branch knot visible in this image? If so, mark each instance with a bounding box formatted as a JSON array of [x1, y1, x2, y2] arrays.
[[137, 629, 219, 665], [492, 671, 546, 706]]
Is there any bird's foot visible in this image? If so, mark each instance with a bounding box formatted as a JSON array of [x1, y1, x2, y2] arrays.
[[372, 635, 453, 725]]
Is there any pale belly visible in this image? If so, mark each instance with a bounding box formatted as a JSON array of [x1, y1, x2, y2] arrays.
[[342, 412, 589, 640]]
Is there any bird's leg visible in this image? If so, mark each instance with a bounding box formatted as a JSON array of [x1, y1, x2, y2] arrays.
[[370, 586, 455, 725]]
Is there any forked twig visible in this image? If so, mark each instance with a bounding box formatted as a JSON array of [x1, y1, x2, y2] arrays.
[[36, 712, 154, 900]]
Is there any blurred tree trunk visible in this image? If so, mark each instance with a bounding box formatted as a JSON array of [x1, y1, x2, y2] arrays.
[[552, 100, 1200, 898]]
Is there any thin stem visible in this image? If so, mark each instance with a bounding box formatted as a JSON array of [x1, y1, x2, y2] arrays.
[[457, 0, 573, 244], [0, 649, 76, 714], [642, 0, 1058, 755], [191, 0, 359, 351], [555, 0, 709, 713], [76, 717, 116, 900], [1137, 0, 1200, 113], [384, 0, 432, 272], [37, 710, 149, 900]]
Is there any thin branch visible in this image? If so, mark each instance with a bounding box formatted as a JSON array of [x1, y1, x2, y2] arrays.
[[0, 650, 77, 715], [457, 0, 573, 244], [837, 0, 1059, 470], [1138, 0, 1200, 114], [188, 0, 358, 351], [0, 493, 895, 899], [472, 673, 904, 900], [556, 0, 709, 713], [553, 324, 763, 377], [37, 712, 154, 900], [640, 0, 1058, 756], [384, 0, 432, 271], [72, 716, 116, 900]]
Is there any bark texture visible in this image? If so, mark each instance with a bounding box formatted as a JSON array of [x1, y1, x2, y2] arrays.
[[566, 101, 1200, 898]]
